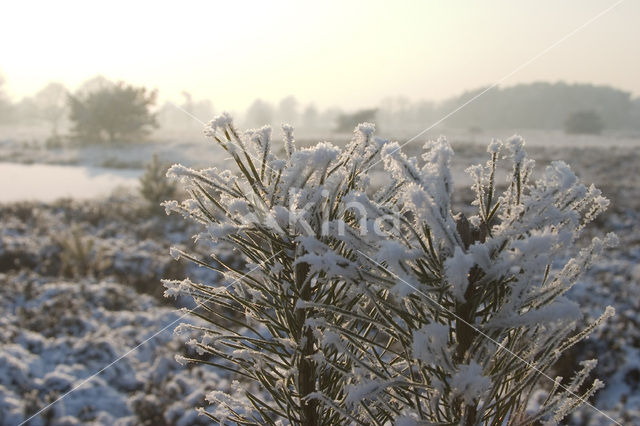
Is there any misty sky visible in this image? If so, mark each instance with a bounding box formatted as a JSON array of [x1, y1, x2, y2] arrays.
[[2, 0, 639, 110]]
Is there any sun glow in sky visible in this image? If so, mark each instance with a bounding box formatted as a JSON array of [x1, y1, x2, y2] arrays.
[[1, 0, 639, 110]]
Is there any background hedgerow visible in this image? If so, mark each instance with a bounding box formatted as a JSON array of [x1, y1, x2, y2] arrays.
[[165, 114, 616, 425]]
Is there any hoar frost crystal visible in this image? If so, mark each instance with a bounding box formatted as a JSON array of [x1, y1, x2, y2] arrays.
[[164, 113, 616, 425]]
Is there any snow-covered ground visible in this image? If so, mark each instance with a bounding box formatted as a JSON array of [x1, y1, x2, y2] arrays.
[[0, 195, 231, 425], [0, 130, 638, 424]]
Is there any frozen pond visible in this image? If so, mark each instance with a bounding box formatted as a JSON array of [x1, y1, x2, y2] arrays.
[[0, 162, 142, 202]]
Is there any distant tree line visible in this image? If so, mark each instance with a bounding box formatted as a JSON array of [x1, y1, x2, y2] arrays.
[[378, 82, 640, 135], [440, 82, 636, 130], [2, 70, 640, 143], [247, 82, 640, 137]]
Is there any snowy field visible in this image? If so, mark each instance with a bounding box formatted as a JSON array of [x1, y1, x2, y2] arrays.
[[0, 130, 639, 424]]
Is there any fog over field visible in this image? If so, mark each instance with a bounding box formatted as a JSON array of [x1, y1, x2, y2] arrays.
[[1, 1, 639, 425]]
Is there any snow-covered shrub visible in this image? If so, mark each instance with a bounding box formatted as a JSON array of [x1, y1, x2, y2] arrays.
[[165, 115, 386, 424], [139, 153, 177, 215], [55, 225, 106, 278], [321, 136, 617, 425], [165, 114, 615, 425]]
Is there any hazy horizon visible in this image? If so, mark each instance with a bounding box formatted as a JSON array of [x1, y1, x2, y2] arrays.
[[2, 0, 639, 111]]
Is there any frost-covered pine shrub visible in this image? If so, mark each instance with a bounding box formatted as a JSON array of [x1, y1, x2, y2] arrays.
[[139, 153, 177, 214], [318, 137, 617, 425], [164, 114, 615, 425]]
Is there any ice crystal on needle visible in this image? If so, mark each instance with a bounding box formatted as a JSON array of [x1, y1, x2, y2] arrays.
[[166, 114, 615, 425]]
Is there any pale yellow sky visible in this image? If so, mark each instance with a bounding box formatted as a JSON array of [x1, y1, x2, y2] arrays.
[[1, 0, 639, 110]]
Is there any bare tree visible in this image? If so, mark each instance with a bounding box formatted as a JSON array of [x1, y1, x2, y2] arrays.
[[0, 71, 12, 123], [277, 95, 299, 125], [34, 82, 68, 137], [244, 99, 274, 128]]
